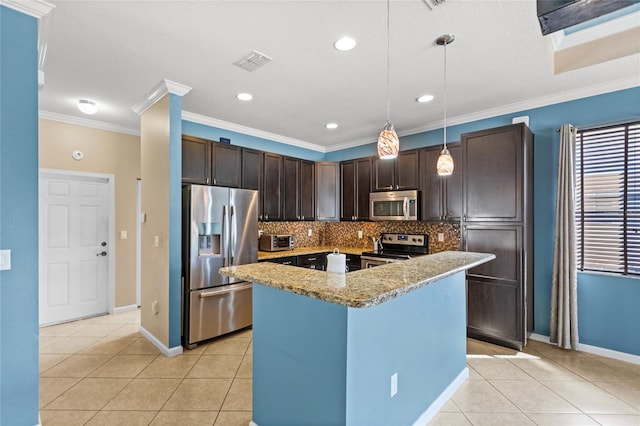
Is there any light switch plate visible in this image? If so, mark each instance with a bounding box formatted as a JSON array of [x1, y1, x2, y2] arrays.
[[120, 230, 128, 240], [0, 250, 11, 271]]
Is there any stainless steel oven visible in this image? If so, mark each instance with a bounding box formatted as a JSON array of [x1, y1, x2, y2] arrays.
[[361, 232, 429, 269]]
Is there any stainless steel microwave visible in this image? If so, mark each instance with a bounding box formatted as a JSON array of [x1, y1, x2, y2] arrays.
[[259, 234, 295, 252], [369, 190, 419, 221]]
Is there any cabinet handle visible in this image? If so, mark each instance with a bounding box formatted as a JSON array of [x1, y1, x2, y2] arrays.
[[213, 178, 217, 185], [265, 214, 269, 220], [463, 215, 467, 221], [205, 178, 210, 185], [308, 257, 316, 261], [396, 184, 399, 190], [282, 261, 292, 265], [259, 215, 262, 221]]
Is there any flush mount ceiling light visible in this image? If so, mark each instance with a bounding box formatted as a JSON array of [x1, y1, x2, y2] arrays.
[[416, 94, 434, 103], [236, 93, 253, 101], [334, 36, 357, 51], [325, 122, 338, 129], [377, 0, 399, 160], [77, 99, 97, 115], [436, 34, 455, 176]]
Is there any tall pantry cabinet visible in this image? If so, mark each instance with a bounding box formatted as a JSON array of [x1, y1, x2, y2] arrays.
[[461, 123, 533, 351]]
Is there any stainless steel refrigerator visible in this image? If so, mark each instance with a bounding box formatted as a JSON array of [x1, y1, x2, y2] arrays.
[[182, 185, 258, 348]]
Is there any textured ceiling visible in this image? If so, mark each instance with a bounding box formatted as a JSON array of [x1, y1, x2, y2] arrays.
[[37, 1, 640, 152]]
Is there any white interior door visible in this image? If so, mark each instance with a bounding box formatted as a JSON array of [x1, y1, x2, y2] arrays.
[[39, 172, 110, 325]]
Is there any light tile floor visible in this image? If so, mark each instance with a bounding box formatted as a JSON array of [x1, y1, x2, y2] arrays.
[[39, 309, 639, 425]]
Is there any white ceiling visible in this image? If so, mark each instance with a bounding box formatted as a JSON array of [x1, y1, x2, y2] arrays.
[[37, 0, 640, 152]]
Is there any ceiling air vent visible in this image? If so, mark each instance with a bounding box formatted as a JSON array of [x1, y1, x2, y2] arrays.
[[233, 50, 272, 72]]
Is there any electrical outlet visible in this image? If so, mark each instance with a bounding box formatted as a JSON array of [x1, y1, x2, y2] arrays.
[[308, 228, 312, 237], [438, 233, 444, 242], [358, 230, 363, 239], [120, 230, 128, 240], [154, 235, 160, 247], [390, 373, 398, 397], [151, 300, 159, 315]]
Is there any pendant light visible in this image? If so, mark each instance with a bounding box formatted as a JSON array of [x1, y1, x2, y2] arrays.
[[436, 34, 455, 176], [377, 0, 399, 160]]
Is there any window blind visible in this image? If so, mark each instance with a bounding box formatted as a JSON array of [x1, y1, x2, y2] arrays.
[[576, 122, 640, 275]]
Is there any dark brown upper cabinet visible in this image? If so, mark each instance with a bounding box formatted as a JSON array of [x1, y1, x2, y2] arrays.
[[181, 135, 241, 188], [462, 124, 532, 222], [261, 152, 284, 221], [241, 148, 262, 191], [316, 162, 340, 221], [419, 143, 462, 222], [341, 157, 372, 221], [182, 135, 211, 185], [283, 157, 315, 221], [373, 149, 419, 191], [211, 143, 241, 187]]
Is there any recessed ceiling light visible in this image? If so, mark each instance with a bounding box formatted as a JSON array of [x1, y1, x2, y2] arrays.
[[325, 123, 338, 129], [77, 99, 98, 114], [236, 93, 253, 101], [334, 36, 357, 51], [416, 94, 434, 103]]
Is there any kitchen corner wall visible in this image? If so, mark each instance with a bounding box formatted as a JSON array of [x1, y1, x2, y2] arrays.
[[258, 221, 460, 253]]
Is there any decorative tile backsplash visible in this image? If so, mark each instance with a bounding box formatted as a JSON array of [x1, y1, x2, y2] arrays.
[[258, 221, 461, 254]]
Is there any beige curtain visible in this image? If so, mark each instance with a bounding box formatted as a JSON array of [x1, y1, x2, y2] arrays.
[[550, 124, 579, 349]]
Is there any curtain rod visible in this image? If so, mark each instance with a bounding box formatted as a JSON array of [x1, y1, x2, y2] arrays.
[[556, 116, 640, 132]]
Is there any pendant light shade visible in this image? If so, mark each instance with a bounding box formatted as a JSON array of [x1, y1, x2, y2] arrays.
[[436, 147, 454, 175], [436, 34, 455, 176], [378, 121, 399, 159], [377, 0, 398, 160]]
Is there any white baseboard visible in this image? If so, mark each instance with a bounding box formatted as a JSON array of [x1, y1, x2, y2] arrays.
[[412, 367, 469, 426], [529, 333, 640, 365], [138, 325, 183, 358], [249, 422, 258, 426], [113, 304, 138, 314]]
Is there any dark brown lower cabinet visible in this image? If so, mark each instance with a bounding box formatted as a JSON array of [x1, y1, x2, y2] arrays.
[[463, 225, 527, 349]]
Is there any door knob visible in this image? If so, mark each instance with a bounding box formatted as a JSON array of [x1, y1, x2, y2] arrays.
[[96, 251, 107, 257], [101, 241, 107, 247]]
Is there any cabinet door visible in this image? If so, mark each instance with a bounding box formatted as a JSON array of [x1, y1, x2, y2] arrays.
[[462, 125, 523, 222], [316, 162, 340, 221], [463, 224, 524, 348], [395, 149, 419, 190], [262, 153, 283, 221], [340, 161, 356, 221], [419, 146, 444, 221], [354, 157, 372, 220], [182, 135, 211, 184], [444, 144, 462, 220], [373, 157, 395, 191], [241, 148, 262, 190], [283, 157, 300, 221], [299, 160, 315, 220], [211, 143, 241, 187]]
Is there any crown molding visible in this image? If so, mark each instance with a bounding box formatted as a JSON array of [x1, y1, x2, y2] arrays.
[[39, 110, 140, 136], [182, 111, 326, 153], [131, 79, 192, 116], [1, 0, 54, 18]]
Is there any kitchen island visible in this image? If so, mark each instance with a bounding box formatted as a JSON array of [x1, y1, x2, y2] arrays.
[[220, 251, 494, 426]]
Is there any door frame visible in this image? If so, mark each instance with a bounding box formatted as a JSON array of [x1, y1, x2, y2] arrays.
[[38, 168, 116, 318]]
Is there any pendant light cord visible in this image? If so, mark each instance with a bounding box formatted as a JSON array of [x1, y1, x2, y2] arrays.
[[386, 0, 391, 123], [443, 38, 447, 150]]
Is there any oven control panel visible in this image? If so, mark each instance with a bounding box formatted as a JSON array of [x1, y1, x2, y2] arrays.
[[380, 233, 427, 247]]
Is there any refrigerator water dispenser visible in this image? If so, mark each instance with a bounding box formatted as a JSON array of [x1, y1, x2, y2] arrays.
[[197, 222, 221, 256]]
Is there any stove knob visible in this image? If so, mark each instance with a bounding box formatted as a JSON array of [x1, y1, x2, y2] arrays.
[[418, 238, 422, 243], [412, 238, 417, 242]]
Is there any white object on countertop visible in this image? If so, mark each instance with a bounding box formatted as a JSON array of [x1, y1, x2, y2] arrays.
[[326, 248, 346, 274]]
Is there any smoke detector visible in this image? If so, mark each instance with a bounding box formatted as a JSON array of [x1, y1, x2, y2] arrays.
[[423, 0, 446, 11], [233, 50, 272, 72]]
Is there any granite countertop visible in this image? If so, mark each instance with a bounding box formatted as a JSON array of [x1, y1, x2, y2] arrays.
[[258, 246, 365, 260], [220, 251, 495, 308]]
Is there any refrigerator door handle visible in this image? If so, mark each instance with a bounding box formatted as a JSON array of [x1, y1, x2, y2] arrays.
[[230, 205, 235, 265], [222, 204, 227, 267]]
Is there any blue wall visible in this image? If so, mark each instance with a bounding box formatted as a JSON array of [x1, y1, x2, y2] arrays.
[[169, 94, 183, 349], [327, 87, 640, 356], [252, 272, 468, 425], [182, 120, 326, 162], [0, 6, 40, 424]]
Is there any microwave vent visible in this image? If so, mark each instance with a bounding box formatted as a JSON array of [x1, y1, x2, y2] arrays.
[[233, 50, 272, 72]]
